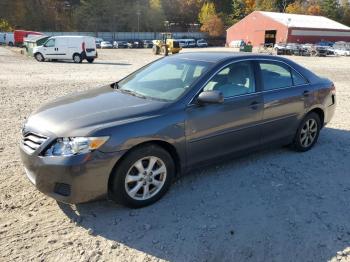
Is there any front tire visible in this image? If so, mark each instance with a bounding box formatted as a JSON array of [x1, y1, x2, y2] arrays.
[[292, 112, 321, 152], [35, 53, 44, 62], [161, 46, 168, 56], [110, 145, 175, 208], [152, 45, 160, 55], [73, 53, 82, 63]]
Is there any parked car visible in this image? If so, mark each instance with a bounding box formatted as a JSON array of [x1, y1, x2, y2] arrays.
[[33, 36, 97, 63], [127, 40, 143, 48], [95, 38, 104, 48], [187, 40, 196, 48], [179, 41, 187, 48], [20, 53, 336, 208], [316, 41, 334, 47], [143, 40, 153, 48], [197, 39, 208, 47], [113, 41, 128, 48], [100, 41, 113, 49], [314, 45, 328, 56], [333, 48, 350, 56]]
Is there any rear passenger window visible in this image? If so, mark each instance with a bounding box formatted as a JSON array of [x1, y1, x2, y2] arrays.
[[259, 62, 292, 90], [291, 69, 308, 86]]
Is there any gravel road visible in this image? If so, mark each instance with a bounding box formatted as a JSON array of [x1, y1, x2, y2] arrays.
[[0, 46, 350, 262]]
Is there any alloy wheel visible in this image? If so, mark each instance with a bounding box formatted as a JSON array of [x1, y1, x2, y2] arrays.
[[124, 156, 167, 201], [300, 118, 318, 148]]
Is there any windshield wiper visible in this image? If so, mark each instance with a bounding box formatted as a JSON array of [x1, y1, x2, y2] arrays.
[[118, 88, 147, 99]]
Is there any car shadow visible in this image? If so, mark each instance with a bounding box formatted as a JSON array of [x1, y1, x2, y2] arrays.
[[49, 60, 132, 66], [58, 127, 350, 261], [89, 61, 132, 66]]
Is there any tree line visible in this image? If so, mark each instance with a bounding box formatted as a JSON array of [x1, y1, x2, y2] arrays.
[[0, 0, 349, 36]]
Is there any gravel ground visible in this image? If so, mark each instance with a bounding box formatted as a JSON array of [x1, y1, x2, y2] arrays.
[[0, 46, 350, 262]]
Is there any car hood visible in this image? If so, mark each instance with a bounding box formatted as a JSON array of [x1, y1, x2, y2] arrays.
[[25, 85, 167, 137]]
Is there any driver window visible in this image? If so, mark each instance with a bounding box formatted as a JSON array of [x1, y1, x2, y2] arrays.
[[45, 39, 55, 47], [203, 61, 255, 98]]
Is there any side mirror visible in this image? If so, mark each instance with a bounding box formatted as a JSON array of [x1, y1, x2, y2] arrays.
[[197, 90, 224, 105]]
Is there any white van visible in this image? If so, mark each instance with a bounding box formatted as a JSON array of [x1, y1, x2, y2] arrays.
[[33, 36, 97, 63], [2, 33, 14, 46]]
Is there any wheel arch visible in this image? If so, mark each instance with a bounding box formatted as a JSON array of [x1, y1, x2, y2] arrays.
[[72, 52, 80, 58], [34, 51, 43, 57], [107, 140, 181, 193], [307, 107, 325, 127]]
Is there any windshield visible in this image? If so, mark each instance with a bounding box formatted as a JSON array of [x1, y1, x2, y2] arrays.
[[118, 58, 212, 101]]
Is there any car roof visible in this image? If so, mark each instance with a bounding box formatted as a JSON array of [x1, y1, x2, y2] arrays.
[[173, 52, 289, 64]]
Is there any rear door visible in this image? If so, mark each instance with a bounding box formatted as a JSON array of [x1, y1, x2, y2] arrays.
[[84, 37, 96, 57], [258, 60, 310, 145], [185, 60, 263, 166]]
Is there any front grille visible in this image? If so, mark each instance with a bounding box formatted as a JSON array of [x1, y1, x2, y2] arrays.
[[22, 132, 48, 154]]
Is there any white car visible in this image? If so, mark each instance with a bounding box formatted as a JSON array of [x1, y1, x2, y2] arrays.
[[33, 36, 97, 63], [100, 41, 113, 49], [197, 39, 208, 47], [334, 48, 350, 56]]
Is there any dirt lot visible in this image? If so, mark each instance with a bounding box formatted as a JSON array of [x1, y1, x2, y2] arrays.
[[1, 46, 350, 262]]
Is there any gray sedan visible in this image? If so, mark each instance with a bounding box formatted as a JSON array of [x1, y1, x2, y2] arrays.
[[20, 52, 336, 208]]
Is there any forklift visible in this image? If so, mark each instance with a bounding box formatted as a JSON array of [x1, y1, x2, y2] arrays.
[[152, 33, 181, 56]]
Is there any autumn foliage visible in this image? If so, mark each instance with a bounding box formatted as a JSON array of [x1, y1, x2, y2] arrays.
[[0, 0, 349, 35]]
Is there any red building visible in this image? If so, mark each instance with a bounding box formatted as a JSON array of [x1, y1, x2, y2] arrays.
[[226, 11, 350, 47]]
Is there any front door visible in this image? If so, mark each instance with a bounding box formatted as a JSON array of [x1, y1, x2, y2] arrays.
[[42, 38, 60, 59], [185, 61, 263, 166]]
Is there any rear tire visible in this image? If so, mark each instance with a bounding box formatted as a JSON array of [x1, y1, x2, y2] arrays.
[[152, 45, 160, 55], [73, 53, 82, 63], [87, 58, 94, 63], [34, 53, 44, 62], [292, 112, 321, 152], [110, 145, 175, 208]]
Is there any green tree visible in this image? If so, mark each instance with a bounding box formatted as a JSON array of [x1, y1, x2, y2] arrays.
[[198, 1, 224, 36], [145, 0, 166, 31], [320, 0, 340, 21], [285, 1, 305, 14], [340, 0, 350, 26], [255, 0, 277, 11], [230, 0, 246, 24], [198, 2, 217, 24], [0, 18, 13, 31]]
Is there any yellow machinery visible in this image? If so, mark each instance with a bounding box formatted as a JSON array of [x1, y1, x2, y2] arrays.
[[152, 33, 181, 56]]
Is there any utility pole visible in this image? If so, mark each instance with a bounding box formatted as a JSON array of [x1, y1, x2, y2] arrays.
[[137, 10, 141, 33]]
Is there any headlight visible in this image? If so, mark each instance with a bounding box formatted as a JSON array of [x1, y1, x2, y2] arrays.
[[44, 136, 109, 156]]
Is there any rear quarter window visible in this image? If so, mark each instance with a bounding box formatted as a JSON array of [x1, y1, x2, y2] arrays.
[[291, 69, 308, 85]]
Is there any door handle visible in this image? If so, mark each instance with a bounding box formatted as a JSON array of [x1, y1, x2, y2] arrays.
[[303, 90, 310, 97], [250, 101, 260, 110]]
